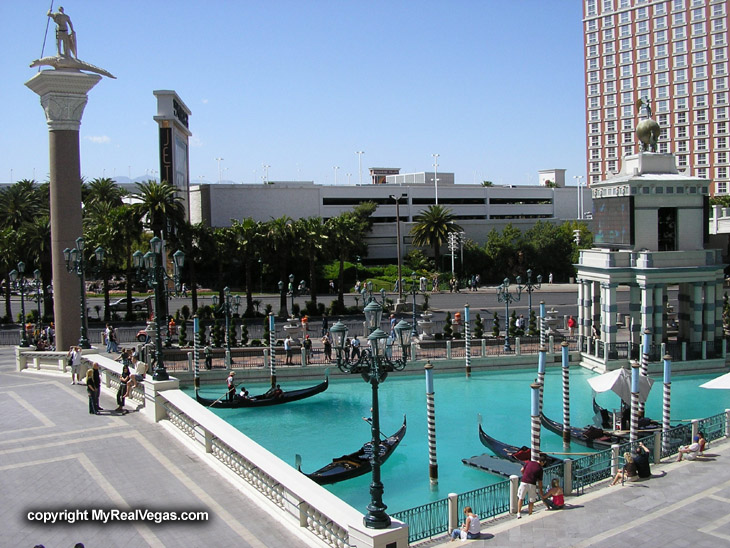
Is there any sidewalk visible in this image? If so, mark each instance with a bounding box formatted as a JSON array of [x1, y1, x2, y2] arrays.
[[0, 347, 316, 548], [422, 438, 730, 547]]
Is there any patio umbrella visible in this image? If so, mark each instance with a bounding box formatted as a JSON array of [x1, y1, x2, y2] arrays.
[[587, 368, 654, 404], [700, 371, 730, 390]]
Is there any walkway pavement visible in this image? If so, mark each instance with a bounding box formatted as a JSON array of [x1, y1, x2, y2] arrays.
[[3, 345, 730, 548]]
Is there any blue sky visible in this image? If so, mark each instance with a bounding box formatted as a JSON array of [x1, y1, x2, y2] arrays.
[[1, 1, 586, 187]]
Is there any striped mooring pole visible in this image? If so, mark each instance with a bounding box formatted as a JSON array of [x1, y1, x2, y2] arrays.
[[531, 382, 542, 462], [662, 353, 672, 454], [639, 328, 651, 415], [561, 340, 571, 446], [537, 344, 547, 413], [193, 315, 200, 390], [424, 361, 438, 484], [269, 312, 276, 387], [539, 301, 546, 347], [630, 360, 640, 443], [464, 304, 471, 378]]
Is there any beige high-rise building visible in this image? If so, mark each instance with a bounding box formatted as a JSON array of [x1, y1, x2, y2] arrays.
[[582, 0, 729, 193]]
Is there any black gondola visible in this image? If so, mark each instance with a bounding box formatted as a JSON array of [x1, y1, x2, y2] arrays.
[[540, 412, 628, 449], [478, 423, 562, 467], [592, 398, 662, 432], [195, 375, 328, 408], [298, 417, 407, 485]]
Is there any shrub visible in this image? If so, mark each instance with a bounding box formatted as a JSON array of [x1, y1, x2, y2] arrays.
[[474, 313, 484, 339], [178, 320, 188, 347], [250, 339, 262, 347], [492, 312, 500, 337], [181, 305, 191, 320], [443, 311, 453, 339]]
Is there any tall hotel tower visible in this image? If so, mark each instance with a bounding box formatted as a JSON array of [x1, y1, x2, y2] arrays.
[[582, 0, 729, 193]]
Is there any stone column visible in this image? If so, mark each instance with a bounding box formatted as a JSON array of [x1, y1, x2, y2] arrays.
[[26, 70, 101, 351], [716, 278, 725, 340], [692, 283, 704, 344], [577, 279, 585, 340], [640, 283, 654, 337], [653, 285, 664, 345], [629, 284, 641, 348], [705, 282, 716, 344], [591, 281, 601, 338], [602, 282, 618, 347]]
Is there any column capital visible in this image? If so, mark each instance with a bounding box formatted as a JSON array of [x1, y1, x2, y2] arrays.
[[26, 70, 101, 131]]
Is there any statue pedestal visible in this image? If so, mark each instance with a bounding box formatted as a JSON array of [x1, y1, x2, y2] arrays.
[[26, 70, 102, 351]]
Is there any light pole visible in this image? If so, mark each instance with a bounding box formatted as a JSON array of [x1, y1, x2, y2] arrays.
[[361, 281, 387, 306], [573, 175, 584, 220], [213, 287, 241, 368], [330, 300, 412, 529], [289, 273, 295, 312], [9, 263, 29, 347], [520, 269, 542, 321], [409, 272, 419, 338], [63, 238, 105, 349], [263, 164, 271, 183], [497, 276, 522, 352], [389, 193, 407, 303], [33, 269, 43, 340], [215, 157, 224, 183], [356, 151, 364, 185], [134, 237, 184, 381], [432, 153, 440, 205], [333, 166, 339, 185]]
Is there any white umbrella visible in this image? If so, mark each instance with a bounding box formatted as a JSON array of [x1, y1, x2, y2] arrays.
[[700, 371, 730, 390], [587, 368, 654, 404]]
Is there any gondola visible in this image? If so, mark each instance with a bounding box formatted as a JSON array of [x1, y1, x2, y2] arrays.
[[540, 412, 628, 449], [297, 417, 407, 485], [592, 398, 662, 432], [195, 375, 328, 408], [478, 423, 562, 467]]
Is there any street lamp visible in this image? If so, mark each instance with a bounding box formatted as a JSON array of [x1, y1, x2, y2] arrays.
[[63, 238, 105, 349], [409, 272, 419, 337], [33, 269, 43, 341], [356, 151, 364, 185], [389, 193, 407, 303], [333, 165, 339, 185], [432, 153, 440, 205], [573, 175, 584, 220], [9, 263, 29, 347], [215, 157, 224, 183], [213, 286, 241, 368], [361, 281, 387, 306], [497, 276, 522, 352], [134, 237, 184, 381], [330, 299, 412, 529], [519, 269, 542, 321]]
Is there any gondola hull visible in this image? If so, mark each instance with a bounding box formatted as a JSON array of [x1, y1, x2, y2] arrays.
[[540, 412, 627, 449], [300, 417, 407, 485], [195, 377, 328, 408], [478, 424, 562, 466]]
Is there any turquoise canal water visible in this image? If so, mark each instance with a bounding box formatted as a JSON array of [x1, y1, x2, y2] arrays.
[[185, 367, 730, 513]]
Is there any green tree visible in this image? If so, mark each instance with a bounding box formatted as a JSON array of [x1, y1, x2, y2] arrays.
[[262, 217, 296, 318], [230, 218, 263, 316], [410, 205, 462, 270], [474, 313, 484, 339], [443, 311, 453, 339], [528, 308, 538, 336], [492, 311, 500, 337], [132, 180, 185, 242], [294, 217, 328, 309]]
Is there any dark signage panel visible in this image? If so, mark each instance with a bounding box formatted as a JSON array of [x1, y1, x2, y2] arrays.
[[159, 127, 173, 185], [592, 196, 634, 248]]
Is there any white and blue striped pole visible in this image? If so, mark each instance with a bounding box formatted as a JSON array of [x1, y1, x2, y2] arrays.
[[531, 382, 542, 462], [639, 328, 651, 415], [539, 301, 546, 347], [269, 312, 276, 387], [630, 361, 640, 443], [464, 304, 471, 377], [425, 361, 438, 483], [561, 341, 571, 446], [193, 315, 200, 390], [662, 353, 672, 454], [537, 344, 547, 413]]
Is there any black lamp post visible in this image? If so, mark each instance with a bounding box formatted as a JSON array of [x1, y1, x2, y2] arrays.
[[330, 299, 412, 529], [9, 262, 29, 347], [409, 271, 419, 338], [520, 268, 542, 319], [496, 276, 522, 352], [289, 273, 295, 312], [134, 237, 184, 381], [361, 280, 387, 305], [63, 238, 104, 349], [33, 269, 42, 340], [213, 286, 241, 368]]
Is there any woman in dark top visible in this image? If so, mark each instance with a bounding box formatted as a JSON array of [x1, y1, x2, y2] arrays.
[[611, 452, 638, 485], [86, 369, 99, 415], [116, 365, 130, 413]]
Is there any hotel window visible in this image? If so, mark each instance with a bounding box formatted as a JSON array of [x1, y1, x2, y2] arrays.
[[590, 110, 601, 121], [638, 61, 650, 73], [697, 109, 707, 121], [716, 92, 729, 104], [621, 91, 633, 103], [619, 24, 632, 36], [712, 19, 726, 32], [697, 168, 708, 178], [591, 163, 601, 173], [607, 134, 617, 145], [677, 141, 688, 152], [692, 8, 704, 21], [677, 126, 688, 138], [657, 86, 670, 98], [676, 97, 689, 109], [676, 82, 689, 95], [588, 71, 599, 83], [622, 104, 634, 117], [713, 47, 727, 61], [620, 13, 631, 26], [712, 3, 726, 17], [587, 0, 597, 16], [675, 67, 688, 81], [718, 151, 728, 164], [673, 12, 686, 25], [717, 122, 728, 134], [589, 97, 600, 109], [674, 26, 687, 40], [608, 160, 618, 172], [694, 51, 707, 64], [605, 81, 617, 93], [677, 155, 688, 167], [637, 20, 649, 34], [658, 114, 669, 126], [674, 39, 688, 53], [717, 107, 728, 119], [606, 107, 617, 119], [620, 51, 633, 64], [606, 94, 617, 106], [619, 0, 630, 8], [693, 37, 707, 50], [586, 19, 598, 32], [605, 55, 616, 68], [637, 6, 648, 19], [587, 32, 599, 45], [715, 63, 728, 76], [675, 53, 688, 67], [656, 44, 668, 57], [697, 152, 708, 163], [716, 77, 728, 90], [606, 120, 617, 132], [717, 180, 728, 193], [637, 33, 650, 47], [621, 65, 633, 77], [639, 75, 651, 88], [604, 42, 616, 54], [623, 131, 634, 142], [604, 28, 615, 40], [588, 45, 598, 57], [695, 80, 708, 93], [590, 123, 600, 134], [697, 140, 708, 152], [623, 119, 633, 130], [591, 136, 601, 147], [624, 145, 634, 155], [590, 150, 601, 160], [637, 47, 650, 60], [672, 0, 685, 11], [694, 65, 708, 78], [697, 124, 708, 136], [657, 100, 669, 112], [656, 16, 668, 29], [676, 111, 687, 123], [604, 14, 615, 27], [654, 3, 666, 15], [656, 29, 668, 43], [588, 58, 599, 70], [621, 78, 634, 89], [713, 33, 727, 47], [656, 59, 669, 72], [589, 84, 599, 96], [603, 0, 614, 12], [692, 22, 706, 35], [620, 38, 632, 50], [605, 67, 616, 79], [658, 143, 669, 153]]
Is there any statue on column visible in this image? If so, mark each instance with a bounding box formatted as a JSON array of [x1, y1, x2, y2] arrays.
[[47, 7, 77, 59], [30, 6, 115, 79]]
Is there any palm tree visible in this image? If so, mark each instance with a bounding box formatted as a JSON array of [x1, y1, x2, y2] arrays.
[[231, 218, 264, 316], [326, 213, 361, 308], [176, 222, 215, 314], [19, 216, 53, 318], [0, 179, 42, 230], [83, 177, 126, 210], [262, 217, 295, 318], [132, 180, 186, 242], [0, 227, 18, 319], [294, 217, 328, 309], [410, 205, 462, 270]]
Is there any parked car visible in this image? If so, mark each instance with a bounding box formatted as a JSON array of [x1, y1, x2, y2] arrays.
[[108, 297, 148, 312]]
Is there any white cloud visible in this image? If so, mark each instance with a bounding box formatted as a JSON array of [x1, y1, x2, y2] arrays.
[[201, 98, 209, 104], [85, 135, 111, 144]]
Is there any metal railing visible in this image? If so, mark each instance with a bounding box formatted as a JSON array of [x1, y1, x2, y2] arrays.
[[391, 498, 449, 544]]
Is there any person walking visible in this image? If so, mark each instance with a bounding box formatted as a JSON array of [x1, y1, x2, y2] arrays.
[[68, 346, 82, 385], [517, 454, 546, 518]]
